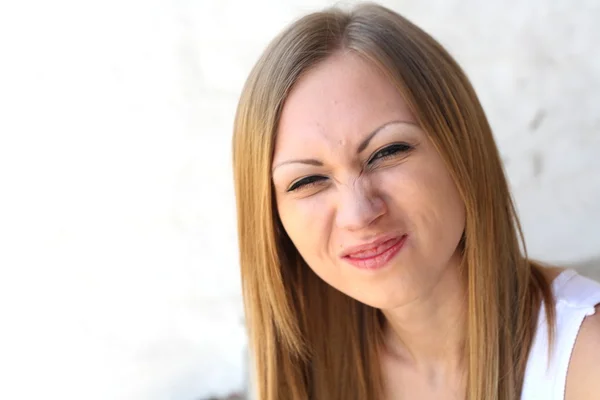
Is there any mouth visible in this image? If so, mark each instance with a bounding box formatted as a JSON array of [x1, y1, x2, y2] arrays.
[[341, 234, 407, 270]]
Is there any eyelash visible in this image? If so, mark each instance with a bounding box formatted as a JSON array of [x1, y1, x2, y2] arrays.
[[367, 143, 412, 164], [287, 175, 326, 192], [286, 143, 412, 192]]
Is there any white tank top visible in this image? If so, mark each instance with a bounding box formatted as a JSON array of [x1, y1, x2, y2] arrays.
[[521, 269, 600, 399]]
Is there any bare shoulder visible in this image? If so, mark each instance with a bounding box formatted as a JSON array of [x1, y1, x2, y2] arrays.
[[537, 265, 566, 285], [565, 304, 600, 400]]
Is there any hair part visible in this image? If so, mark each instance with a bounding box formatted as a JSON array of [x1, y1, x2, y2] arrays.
[[233, 3, 555, 399]]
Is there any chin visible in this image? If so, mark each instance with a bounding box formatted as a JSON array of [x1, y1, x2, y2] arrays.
[[350, 287, 420, 310], [349, 268, 432, 310]]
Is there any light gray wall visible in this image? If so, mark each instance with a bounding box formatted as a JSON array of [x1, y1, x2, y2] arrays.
[[0, 0, 598, 399]]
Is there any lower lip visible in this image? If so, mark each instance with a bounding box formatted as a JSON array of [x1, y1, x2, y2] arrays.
[[342, 235, 407, 270]]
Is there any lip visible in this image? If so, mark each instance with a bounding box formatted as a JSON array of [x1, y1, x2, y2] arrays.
[[340, 234, 407, 270]]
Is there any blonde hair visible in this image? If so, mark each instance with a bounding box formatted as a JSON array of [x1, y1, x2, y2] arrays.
[[232, 3, 554, 399]]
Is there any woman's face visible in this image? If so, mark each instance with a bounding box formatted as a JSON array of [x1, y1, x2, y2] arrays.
[[272, 52, 466, 309]]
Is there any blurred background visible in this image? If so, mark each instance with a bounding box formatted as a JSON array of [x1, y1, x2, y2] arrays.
[[0, 0, 598, 399]]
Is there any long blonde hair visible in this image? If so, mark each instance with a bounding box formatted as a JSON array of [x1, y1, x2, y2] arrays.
[[232, 3, 554, 399]]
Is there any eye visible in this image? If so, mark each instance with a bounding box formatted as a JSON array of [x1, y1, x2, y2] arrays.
[[287, 175, 327, 192], [368, 143, 412, 165]]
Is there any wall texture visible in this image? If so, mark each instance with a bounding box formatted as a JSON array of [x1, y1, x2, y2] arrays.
[[0, 0, 598, 399]]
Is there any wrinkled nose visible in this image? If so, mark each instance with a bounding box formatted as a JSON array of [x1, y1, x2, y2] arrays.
[[335, 178, 387, 231]]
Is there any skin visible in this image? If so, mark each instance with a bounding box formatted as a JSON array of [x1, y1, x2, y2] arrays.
[[566, 305, 600, 399], [542, 268, 600, 400], [270, 51, 600, 398], [272, 51, 467, 398]]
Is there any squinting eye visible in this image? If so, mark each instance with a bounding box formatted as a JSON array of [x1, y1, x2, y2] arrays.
[[287, 175, 327, 192], [368, 143, 412, 164]]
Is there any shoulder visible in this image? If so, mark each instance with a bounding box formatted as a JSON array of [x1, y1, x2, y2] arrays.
[[542, 266, 566, 281], [565, 303, 600, 400]]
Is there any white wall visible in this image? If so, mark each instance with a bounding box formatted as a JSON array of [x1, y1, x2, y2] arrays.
[[0, 0, 598, 399]]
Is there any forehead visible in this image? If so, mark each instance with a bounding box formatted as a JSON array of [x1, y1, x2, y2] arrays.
[[274, 52, 416, 162]]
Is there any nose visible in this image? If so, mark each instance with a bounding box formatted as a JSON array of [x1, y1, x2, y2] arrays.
[[335, 178, 387, 231]]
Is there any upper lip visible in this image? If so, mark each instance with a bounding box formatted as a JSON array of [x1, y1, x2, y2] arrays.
[[340, 233, 405, 258]]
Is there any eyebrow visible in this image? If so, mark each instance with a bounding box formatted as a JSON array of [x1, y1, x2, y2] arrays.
[[272, 158, 324, 170], [356, 120, 414, 153], [272, 120, 416, 171]]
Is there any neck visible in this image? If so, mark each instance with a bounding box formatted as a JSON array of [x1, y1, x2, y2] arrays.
[[381, 253, 467, 371]]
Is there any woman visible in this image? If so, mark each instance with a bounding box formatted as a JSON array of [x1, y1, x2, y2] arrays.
[[232, 3, 600, 399]]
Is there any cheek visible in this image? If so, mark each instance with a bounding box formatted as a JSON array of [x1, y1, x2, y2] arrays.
[[383, 162, 465, 249], [426, 163, 465, 232], [415, 169, 465, 254], [276, 195, 334, 264]]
